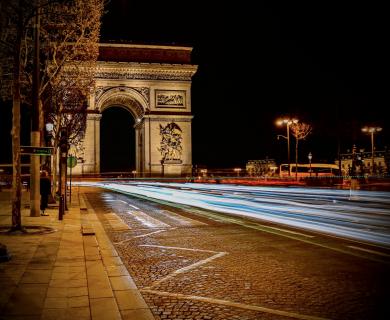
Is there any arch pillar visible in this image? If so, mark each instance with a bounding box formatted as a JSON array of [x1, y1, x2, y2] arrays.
[[140, 114, 193, 177], [78, 113, 102, 174]]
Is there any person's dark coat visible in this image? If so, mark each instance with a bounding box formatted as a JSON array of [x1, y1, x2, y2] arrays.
[[40, 174, 51, 212]]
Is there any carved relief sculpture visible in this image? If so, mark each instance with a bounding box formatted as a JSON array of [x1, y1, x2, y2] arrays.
[[158, 122, 183, 163], [156, 90, 185, 108]]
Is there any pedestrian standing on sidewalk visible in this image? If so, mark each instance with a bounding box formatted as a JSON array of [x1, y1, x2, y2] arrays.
[[40, 170, 51, 216]]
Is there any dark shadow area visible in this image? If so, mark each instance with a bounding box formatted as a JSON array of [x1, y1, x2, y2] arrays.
[[0, 100, 31, 164], [100, 107, 135, 173]]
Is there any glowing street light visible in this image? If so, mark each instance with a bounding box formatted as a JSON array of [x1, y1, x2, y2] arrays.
[[233, 168, 242, 177], [362, 126, 382, 174], [308, 152, 312, 177], [276, 118, 298, 176]]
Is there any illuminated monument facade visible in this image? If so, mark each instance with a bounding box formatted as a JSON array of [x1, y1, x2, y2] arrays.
[[74, 43, 198, 176]]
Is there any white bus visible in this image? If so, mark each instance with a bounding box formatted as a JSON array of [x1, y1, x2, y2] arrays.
[[279, 163, 339, 177]]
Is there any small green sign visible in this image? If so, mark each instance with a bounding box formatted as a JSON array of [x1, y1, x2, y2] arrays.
[[20, 146, 53, 155], [67, 156, 77, 168]]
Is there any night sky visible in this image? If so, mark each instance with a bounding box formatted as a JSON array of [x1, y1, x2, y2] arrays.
[[0, 1, 387, 170], [100, 1, 388, 168]]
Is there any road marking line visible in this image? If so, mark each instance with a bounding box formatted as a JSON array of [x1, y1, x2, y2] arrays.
[[134, 228, 175, 239], [129, 210, 170, 228], [140, 289, 330, 320], [158, 209, 207, 226], [148, 251, 227, 287], [114, 238, 133, 245], [128, 204, 139, 209], [114, 229, 174, 244], [187, 209, 390, 263], [347, 245, 390, 257], [255, 225, 314, 238], [139, 244, 219, 253]]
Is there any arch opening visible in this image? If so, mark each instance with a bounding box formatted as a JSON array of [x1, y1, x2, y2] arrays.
[[100, 106, 135, 173]]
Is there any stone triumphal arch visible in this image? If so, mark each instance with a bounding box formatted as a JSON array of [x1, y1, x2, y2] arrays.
[[72, 43, 198, 176]]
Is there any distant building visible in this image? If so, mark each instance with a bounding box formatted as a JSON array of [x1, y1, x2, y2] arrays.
[[246, 159, 277, 176], [338, 148, 389, 175]]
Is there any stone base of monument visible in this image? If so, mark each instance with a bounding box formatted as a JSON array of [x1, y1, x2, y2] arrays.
[[163, 161, 183, 177]]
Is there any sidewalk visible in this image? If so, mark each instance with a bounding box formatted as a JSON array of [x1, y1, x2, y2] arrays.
[[0, 187, 154, 320]]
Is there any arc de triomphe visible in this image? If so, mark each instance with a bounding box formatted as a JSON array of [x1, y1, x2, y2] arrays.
[[73, 43, 198, 176]]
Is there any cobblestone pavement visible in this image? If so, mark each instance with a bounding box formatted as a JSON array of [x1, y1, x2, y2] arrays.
[[85, 187, 390, 320]]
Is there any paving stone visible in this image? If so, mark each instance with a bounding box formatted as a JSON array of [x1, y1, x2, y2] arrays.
[[2, 284, 47, 315], [114, 289, 148, 310], [110, 275, 137, 290], [90, 297, 121, 320]]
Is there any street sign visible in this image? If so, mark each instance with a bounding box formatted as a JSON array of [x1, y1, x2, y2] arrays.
[[20, 146, 53, 155], [67, 156, 77, 168]]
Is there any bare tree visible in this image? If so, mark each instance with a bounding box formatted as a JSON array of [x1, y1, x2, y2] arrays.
[[39, 0, 103, 198], [0, 0, 103, 229], [290, 122, 312, 180], [0, 0, 36, 231]]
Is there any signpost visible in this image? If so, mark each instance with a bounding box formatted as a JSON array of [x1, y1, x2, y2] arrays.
[[67, 155, 77, 203], [20, 146, 53, 155]]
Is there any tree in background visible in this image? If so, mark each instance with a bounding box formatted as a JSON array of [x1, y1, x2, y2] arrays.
[[290, 122, 312, 180]]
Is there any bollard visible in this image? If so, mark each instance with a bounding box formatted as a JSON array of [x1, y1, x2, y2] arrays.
[[59, 195, 64, 220]]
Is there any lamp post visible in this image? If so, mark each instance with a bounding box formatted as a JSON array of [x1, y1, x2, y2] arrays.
[[308, 152, 312, 177], [276, 118, 298, 176], [45, 122, 54, 172], [362, 126, 382, 175]]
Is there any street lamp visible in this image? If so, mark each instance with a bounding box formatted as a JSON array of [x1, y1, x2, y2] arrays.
[[361, 126, 382, 174], [233, 168, 242, 177], [44, 122, 54, 173], [308, 152, 312, 177], [276, 118, 298, 176], [45, 123, 54, 146]]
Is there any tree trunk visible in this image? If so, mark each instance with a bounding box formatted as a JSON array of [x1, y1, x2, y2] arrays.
[[30, 2, 41, 217], [51, 145, 58, 197], [295, 138, 298, 181], [65, 150, 68, 210], [10, 6, 23, 231]]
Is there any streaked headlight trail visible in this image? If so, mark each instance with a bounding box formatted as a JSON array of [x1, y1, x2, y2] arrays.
[[80, 181, 390, 247]]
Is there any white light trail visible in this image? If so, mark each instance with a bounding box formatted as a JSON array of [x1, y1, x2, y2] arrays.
[[79, 181, 390, 247]]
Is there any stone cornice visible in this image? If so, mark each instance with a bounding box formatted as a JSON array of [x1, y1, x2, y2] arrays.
[[95, 62, 198, 81], [87, 114, 102, 120], [146, 111, 192, 116], [100, 43, 193, 52], [149, 117, 193, 122], [145, 114, 193, 121]]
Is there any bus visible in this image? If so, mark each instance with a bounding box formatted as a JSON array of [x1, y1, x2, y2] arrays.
[[279, 163, 339, 177]]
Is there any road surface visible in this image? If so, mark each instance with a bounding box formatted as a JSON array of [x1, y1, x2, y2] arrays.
[[81, 184, 390, 320]]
